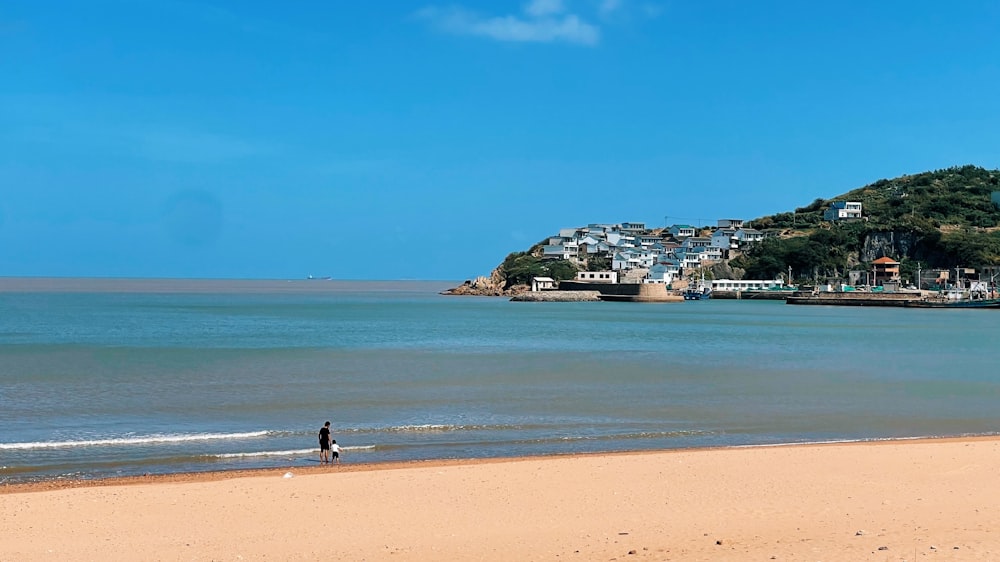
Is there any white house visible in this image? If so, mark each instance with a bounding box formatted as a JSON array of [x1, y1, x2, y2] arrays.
[[576, 271, 619, 283], [646, 260, 680, 284], [617, 247, 658, 269], [699, 246, 722, 262], [638, 233, 663, 246], [717, 219, 745, 229], [531, 277, 556, 291], [612, 251, 644, 271], [669, 225, 696, 238], [710, 229, 738, 250], [681, 236, 712, 250], [578, 240, 610, 256], [734, 228, 765, 245], [711, 279, 786, 291], [679, 252, 703, 272], [677, 246, 722, 272], [823, 201, 863, 221], [542, 239, 580, 260], [586, 223, 618, 235]]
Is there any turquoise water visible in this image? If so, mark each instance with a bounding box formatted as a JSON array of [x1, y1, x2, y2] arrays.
[[1, 278, 998, 483]]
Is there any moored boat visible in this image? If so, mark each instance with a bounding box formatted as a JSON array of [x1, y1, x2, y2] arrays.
[[904, 296, 1000, 308], [785, 290, 1000, 308], [683, 287, 712, 300]]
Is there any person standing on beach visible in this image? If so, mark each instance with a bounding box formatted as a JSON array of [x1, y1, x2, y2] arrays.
[[330, 439, 343, 465], [318, 421, 332, 464]]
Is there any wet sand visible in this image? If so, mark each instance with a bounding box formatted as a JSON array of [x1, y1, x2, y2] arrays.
[[4, 437, 1000, 561]]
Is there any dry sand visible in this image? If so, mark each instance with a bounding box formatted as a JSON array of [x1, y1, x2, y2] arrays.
[[3, 437, 1000, 561]]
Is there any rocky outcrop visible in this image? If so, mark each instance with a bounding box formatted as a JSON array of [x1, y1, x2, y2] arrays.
[[441, 267, 528, 296], [709, 262, 745, 281]]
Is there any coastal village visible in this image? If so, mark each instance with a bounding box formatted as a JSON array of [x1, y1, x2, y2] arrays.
[[452, 197, 1000, 305]]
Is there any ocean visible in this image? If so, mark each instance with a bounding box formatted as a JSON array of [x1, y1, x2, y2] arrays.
[[2, 277, 998, 483]]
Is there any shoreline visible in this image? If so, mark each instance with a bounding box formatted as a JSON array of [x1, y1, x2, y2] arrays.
[[5, 436, 1000, 561], [3, 433, 995, 494]]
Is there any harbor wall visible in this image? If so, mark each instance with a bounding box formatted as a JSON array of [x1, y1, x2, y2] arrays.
[[785, 291, 919, 306], [557, 281, 684, 302], [511, 291, 601, 302], [712, 290, 790, 300]]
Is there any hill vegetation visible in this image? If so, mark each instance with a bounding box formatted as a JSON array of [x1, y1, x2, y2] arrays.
[[735, 165, 1000, 282], [473, 165, 1000, 291]]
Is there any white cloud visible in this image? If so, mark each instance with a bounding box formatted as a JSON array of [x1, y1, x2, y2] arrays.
[[524, 0, 565, 17], [595, 0, 663, 22], [418, 4, 600, 46], [137, 130, 269, 163], [598, 0, 622, 16]]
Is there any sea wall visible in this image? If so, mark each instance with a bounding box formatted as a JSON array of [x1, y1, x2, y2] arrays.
[[712, 290, 790, 300], [558, 281, 684, 302], [785, 291, 918, 306], [510, 291, 601, 302]]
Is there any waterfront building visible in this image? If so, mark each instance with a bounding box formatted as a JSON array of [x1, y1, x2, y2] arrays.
[[576, 271, 619, 283], [872, 256, 901, 286], [711, 279, 787, 291]]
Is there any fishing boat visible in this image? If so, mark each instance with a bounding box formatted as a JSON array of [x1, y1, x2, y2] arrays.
[[786, 289, 1000, 308], [682, 272, 712, 301], [905, 298, 1000, 308], [683, 287, 712, 300], [683, 272, 712, 300], [904, 290, 1000, 308]]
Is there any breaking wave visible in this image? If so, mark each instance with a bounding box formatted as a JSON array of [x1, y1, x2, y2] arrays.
[[0, 431, 271, 451]]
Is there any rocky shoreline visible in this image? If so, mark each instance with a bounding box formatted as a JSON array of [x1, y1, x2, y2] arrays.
[[439, 269, 529, 297]]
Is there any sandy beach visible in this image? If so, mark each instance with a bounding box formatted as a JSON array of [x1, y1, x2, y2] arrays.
[[3, 437, 1000, 561]]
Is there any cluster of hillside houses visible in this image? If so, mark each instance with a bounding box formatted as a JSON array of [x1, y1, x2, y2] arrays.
[[539, 202, 864, 288]]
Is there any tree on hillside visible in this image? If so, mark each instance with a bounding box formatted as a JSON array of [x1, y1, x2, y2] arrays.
[[733, 166, 1000, 278], [500, 252, 579, 288], [936, 229, 1000, 268], [585, 255, 611, 271]]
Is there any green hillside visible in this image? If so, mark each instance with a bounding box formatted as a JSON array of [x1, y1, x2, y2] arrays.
[[735, 165, 1000, 282]]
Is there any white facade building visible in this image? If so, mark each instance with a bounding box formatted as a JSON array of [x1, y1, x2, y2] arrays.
[[734, 228, 765, 245], [576, 271, 619, 283], [645, 261, 680, 284], [711, 229, 738, 250], [823, 201, 863, 221], [711, 279, 787, 291]]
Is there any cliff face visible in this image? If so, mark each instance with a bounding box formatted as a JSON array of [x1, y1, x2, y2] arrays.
[[860, 231, 921, 263]]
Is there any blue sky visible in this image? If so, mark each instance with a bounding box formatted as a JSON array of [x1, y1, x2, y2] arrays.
[[2, 1, 999, 280]]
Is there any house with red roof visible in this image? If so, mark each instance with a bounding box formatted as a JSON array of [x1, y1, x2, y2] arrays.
[[872, 256, 901, 286]]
